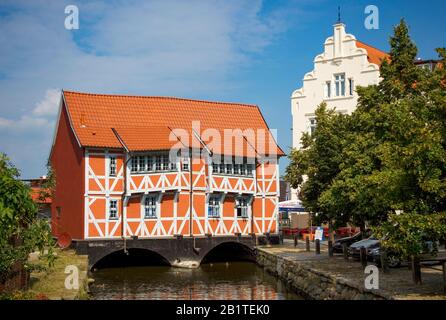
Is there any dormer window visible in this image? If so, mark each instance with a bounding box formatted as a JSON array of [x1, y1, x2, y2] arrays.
[[130, 153, 177, 174], [335, 73, 346, 96], [211, 157, 254, 177]]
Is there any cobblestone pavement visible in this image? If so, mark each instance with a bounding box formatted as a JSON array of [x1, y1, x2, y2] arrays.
[[259, 240, 446, 300]]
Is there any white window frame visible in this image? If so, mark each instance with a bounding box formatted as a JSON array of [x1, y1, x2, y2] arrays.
[[335, 73, 346, 97], [147, 156, 154, 172], [308, 117, 317, 135], [155, 155, 162, 171], [324, 81, 331, 98], [143, 194, 158, 219], [109, 156, 116, 176], [109, 199, 118, 220], [182, 156, 190, 171], [138, 156, 146, 172], [349, 78, 355, 96], [131, 157, 138, 173], [235, 196, 249, 219], [208, 195, 221, 218]]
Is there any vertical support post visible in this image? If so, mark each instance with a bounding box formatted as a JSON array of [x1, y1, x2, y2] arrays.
[[380, 250, 389, 273], [315, 239, 321, 255], [411, 256, 422, 285], [442, 262, 446, 294], [328, 240, 333, 257], [342, 243, 348, 260], [306, 237, 310, 252], [360, 247, 367, 268], [294, 234, 298, 247]]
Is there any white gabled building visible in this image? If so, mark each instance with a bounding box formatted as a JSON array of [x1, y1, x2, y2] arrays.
[[290, 22, 388, 200]]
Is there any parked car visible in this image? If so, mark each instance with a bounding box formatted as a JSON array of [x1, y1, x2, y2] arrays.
[[348, 237, 379, 259], [369, 240, 441, 268], [332, 232, 363, 253], [368, 247, 402, 268]]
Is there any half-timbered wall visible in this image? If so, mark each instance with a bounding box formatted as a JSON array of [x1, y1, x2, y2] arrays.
[[84, 149, 278, 240]]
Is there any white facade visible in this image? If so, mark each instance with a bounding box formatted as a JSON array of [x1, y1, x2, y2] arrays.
[[290, 23, 383, 200]]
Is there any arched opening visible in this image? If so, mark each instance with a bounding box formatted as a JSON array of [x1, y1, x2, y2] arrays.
[[92, 248, 171, 270], [201, 242, 255, 264]]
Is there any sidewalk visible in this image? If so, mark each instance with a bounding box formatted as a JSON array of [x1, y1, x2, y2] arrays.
[[259, 240, 446, 300]]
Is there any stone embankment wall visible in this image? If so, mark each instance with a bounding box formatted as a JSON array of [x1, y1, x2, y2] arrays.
[[256, 249, 392, 300]]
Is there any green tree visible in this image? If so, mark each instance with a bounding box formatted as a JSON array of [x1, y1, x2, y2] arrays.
[[286, 103, 350, 231], [0, 154, 55, 282], [286, 20, 446, 241]]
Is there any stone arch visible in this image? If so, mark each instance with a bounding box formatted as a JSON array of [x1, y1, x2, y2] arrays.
[[90, 247, 171, 271], [199, 241, 256, 265]]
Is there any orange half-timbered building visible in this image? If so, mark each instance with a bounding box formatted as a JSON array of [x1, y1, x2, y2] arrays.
[[50, 91, 284, 243]]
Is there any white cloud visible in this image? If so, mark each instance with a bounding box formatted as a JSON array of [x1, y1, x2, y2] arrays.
[[0, 0, 305, 178], [33, 88, 60, 116]]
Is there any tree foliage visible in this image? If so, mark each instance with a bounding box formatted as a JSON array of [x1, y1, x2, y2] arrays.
[[286, 20, 446, 247], [374, 212, 446, 258], [0, 154, 55, 281]]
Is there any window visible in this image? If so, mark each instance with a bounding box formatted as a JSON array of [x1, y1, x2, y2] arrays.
[[325, 81, 331, 98], [147, 156, 153, 172], [234, 164, 241, 175], [56, 206, 61, 219], [182, 157, 190, 171], [246, 164, 254, 177], [349, 78, 354, 96], [138, 156, 146, 172], [109, 200, 118, 219], [169, 158, 177, 171], [162, 155, 169, 171], [335, 74, 346, 96], [155, 156, 162, 171], [208, 196, 221, 218], [131, 154, 178, 173], [235, 197, 249, 218], [131, 157, 138, 173], [109, 156, 116, 176], [309, 118, 317, 135], [144, 195, 157, 219], [212, 158, 255, 177]]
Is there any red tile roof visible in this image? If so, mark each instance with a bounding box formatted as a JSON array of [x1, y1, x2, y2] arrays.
[[356, 41, 389, 66], [30, 187, 52, 204], [62, 91, 284, 157]]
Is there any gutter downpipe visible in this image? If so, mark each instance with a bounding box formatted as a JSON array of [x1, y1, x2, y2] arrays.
[[167, 127, 194, 239], [191, 129, 213, 255], [111, 128, 131, 254], [243, 135, 263, 246]]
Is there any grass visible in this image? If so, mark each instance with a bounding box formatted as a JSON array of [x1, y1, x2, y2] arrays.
[[27, 248, 89, 300]]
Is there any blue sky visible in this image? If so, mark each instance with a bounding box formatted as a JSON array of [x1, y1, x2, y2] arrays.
[[0, 0, 445, 178]]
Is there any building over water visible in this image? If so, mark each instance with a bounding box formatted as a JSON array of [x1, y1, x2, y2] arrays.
[[49, 90, 284, 243], [290, 22, 388, 200]]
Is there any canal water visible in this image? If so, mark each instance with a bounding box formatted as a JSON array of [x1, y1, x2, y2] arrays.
[[90, 262, 302, 300]]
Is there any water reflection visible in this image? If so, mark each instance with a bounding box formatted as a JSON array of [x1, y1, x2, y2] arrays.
[[90, 262, 302, 300]]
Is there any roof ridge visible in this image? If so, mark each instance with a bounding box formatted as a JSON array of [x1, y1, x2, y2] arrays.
[[63, 90, 258, 108]]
